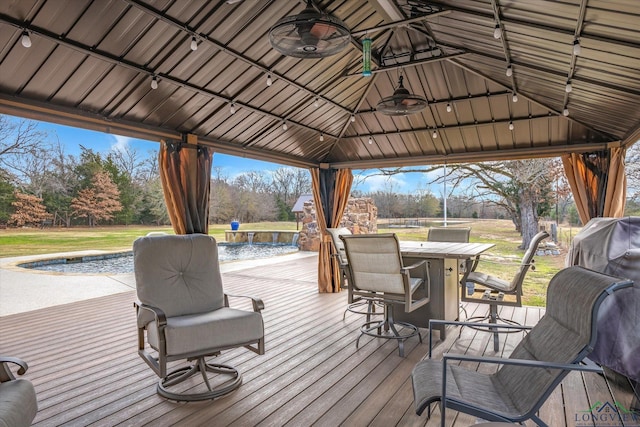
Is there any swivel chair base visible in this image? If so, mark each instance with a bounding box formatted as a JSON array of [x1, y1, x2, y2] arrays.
[[158, 357, 242, 401], [463, 295, 524, 352], [356, 305, 422, 357], [343, 298, 384, 321]]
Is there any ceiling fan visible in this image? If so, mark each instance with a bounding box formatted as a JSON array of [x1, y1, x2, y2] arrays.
[[376, 75, 428, 115], [269, 0, 351, 58]]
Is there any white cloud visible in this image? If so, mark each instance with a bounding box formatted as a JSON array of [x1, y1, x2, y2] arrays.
[[355, 172, 408, 193], [110, 134, 133, 153]]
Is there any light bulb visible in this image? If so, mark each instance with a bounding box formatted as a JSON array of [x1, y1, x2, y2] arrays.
[[432, 130, 438, 139], [230, 103, 235, 114], [493, 24, 502, 39], [506, 65, 513, 77], [512, 93, 518, 102], [572, 39, 581, 56], [21, 31, 32, 48], [319, 133, 324, 142], [368, 136, 373, 145], [190, 36, 198, 51], [565, 82, 573, 93], [314, 97, 319, 108], [282, 121, 287, 131], [266, 74, 272, 86], [509, 121, 514, 131], [446, 103, 452, 113], [350, 115, 355, 123], [151, 76, 158, 89], [563, 108, 569, 117]]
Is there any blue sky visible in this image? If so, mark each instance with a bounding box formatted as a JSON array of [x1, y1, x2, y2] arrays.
[[27, 117, 439, 194]]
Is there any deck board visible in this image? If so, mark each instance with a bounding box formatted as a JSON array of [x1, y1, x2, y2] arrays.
[[0, 254, 636, 427]]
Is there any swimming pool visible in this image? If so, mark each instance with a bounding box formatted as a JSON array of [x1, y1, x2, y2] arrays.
[[19, 244, 299, 274]]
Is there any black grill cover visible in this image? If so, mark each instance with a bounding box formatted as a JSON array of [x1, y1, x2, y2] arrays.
[[566, 217, 640, 381]]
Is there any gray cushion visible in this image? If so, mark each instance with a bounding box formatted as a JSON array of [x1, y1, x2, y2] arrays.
[[134, 234, 225, 325], [0, 379, 38, 427], [147, 307, 264, 357]]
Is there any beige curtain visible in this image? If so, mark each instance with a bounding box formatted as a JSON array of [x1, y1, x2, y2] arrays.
[[311, 167, 354, 293], [159, 135, 213, 234], [561, 147, 626, 225]]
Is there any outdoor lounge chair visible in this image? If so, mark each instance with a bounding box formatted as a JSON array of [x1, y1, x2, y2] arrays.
[[462, 230, 549, 351], [340, 233, 430, 357], [0, 356, 38, 427], [133, 233, 265, 401], [412, 266, 634, 427]]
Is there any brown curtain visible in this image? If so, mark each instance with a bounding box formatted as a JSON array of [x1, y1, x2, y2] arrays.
[[561, 147, 626, 225], [159, 135, 213, 234], [311, 167, 354, 293]]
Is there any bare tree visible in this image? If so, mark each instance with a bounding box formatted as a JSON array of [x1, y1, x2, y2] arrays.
[[0, 116, 55, 194]]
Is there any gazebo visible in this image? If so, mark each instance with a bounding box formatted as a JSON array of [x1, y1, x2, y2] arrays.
[[0, 0, 638, 293]]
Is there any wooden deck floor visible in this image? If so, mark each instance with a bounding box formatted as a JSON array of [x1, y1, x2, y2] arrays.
[[1, 255, 637, 427]]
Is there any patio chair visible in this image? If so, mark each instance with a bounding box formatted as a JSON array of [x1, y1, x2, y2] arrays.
[[340, 233, 431, 357], [412, 266, 633, 427], [133, 233, 265, 401], [462, 230, 549, 351], [326, 227, 382, 321], [427, 226, 471, 243], [0, 356, 38, 427]]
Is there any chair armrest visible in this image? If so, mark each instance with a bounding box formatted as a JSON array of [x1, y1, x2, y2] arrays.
[[402, 259, 427, 273], [224, 293, 265, 312], [427, 319, 533, 358], [134, 302, 167, 328], [0, 356, 29, 382]]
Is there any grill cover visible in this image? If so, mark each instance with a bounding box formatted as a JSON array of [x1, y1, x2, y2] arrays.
[[566, 217, 640, 381]]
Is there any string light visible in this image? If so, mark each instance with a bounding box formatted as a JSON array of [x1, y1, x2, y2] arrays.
[[230, 103, 236, 114], [572, 39, 581, 56], [282, 120, 287, 131], [21, 31, 32, 48], [368, 136, 373, 145], [319, 133, 324, 142], [509, 121, 514, 131], [563, 107, 570, 117], [266, 74, 272, 86], [506, 65, 513, 77], [350, 115, 356, 123], [446, 103, 452, 113], [313, 97, 319, 108], [432, 130, 438, 139], [512, 93, 518, 102], [565, 81, 573, 93], [493, 24, 502, 39], [150, 76, 158, 90], [190, 36, 198, 51]]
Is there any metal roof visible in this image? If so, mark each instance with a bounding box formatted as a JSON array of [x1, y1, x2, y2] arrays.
[[1, 0, 638, 170]]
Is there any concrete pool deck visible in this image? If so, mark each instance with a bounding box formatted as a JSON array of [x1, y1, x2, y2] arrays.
[[0, 250, 317, 317]]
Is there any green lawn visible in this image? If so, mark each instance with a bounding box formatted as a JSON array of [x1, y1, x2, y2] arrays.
[[1, 219, 571, 307]]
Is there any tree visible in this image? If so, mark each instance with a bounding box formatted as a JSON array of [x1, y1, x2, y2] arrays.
[[368, 159, 555, 248], [0, 116, 51, 183], [8, 191, 52, 227], [71, 170, 122, 226]]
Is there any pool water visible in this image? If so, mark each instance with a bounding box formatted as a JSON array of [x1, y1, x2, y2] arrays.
[[21, 244, 299, 274]]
